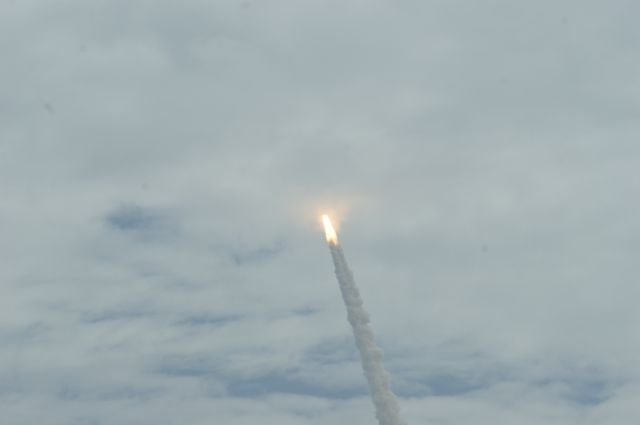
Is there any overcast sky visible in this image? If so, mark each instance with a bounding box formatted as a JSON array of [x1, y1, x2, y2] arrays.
[[2, 1, 640, 424]]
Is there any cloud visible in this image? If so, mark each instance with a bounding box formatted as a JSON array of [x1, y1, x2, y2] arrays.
[[2, 0, 640, 424]]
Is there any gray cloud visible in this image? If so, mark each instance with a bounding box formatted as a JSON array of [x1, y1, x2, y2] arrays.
[[2, 0, 640, 424]]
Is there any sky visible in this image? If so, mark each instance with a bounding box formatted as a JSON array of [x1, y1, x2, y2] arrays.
[[2, 0, 640, 424]]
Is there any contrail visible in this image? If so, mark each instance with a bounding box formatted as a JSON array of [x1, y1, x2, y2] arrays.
[[322, 215, 406, 425]]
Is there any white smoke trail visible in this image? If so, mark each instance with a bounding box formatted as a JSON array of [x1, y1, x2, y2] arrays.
[[329, 242, 406, 425]]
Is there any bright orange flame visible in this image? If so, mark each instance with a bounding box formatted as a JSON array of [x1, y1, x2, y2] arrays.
[[322, 214, 338, 244]]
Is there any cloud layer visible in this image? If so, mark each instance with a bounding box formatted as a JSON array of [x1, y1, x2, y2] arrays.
[[2, 0, 640, 424]]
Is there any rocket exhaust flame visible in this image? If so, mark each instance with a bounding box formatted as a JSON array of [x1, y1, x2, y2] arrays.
[[322, 214, 338, 244], [322, 215, 406, 425]]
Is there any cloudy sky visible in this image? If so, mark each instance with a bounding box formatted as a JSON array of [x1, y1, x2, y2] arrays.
[[2, 0, 640, 424]]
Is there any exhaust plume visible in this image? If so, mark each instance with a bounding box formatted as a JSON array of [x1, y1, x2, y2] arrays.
[[322, 215, 406, 425]]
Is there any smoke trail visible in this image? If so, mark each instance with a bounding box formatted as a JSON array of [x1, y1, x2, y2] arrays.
[[329, 242, 406, 425]]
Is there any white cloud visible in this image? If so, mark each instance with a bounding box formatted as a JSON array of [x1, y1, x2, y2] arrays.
[[2, 0, 640, 423]]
